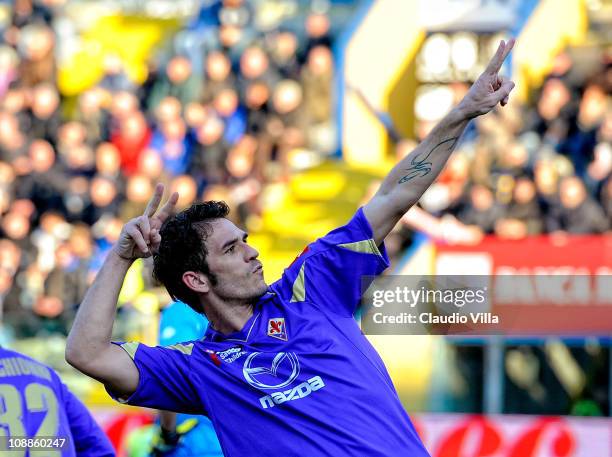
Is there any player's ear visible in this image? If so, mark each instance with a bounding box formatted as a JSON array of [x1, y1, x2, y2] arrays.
[[182, 271, 210, 293]]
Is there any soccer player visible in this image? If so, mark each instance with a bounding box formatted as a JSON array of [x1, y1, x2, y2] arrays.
[[66, 40, 515, 456], [149, 300, 223, 457], [0, 347, 114, 456]]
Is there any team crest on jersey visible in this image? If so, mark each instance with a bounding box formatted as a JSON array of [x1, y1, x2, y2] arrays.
[[267, 318, 288, 341]]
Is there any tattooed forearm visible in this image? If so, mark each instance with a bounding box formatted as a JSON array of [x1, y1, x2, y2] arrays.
[[397, 137, 459, 184]]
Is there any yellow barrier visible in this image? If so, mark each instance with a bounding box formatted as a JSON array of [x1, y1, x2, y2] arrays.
[[343, 0, 424, 167], [58, 15, 180, 96], [514, 0, 588, 101]]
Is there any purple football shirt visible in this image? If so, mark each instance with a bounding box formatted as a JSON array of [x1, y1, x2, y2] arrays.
[[0, 347, 114, 456], [111, 208, 430, 456]]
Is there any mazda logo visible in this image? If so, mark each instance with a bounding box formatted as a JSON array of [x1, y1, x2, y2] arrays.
[[242, 352, 300, 389]]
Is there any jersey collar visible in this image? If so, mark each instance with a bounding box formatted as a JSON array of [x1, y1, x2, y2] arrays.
[[204, 291, 276, 343]]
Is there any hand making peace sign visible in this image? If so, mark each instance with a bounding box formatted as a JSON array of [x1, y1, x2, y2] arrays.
[[114, 184, 179, 260], [458, 38, 516, 119]]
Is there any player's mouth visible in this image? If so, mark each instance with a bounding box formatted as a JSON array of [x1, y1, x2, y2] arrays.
[[253, 263, 263, 274]]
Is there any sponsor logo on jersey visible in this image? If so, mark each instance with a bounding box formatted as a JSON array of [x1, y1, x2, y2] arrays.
[[267, 318, 288, 341], [259, 376, 325, 409], [216, 346, 246, 364], [242, 352, 300, 389]]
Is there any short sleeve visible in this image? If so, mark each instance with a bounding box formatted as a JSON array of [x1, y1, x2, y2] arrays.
[[271, 207, 390, 317], [106, 341, 203, 414], [60, 383, 115, 457]]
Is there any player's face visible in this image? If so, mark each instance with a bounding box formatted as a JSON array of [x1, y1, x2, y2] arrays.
[[204, 218, 268, 302]]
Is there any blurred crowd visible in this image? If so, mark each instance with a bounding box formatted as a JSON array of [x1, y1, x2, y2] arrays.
[[0, 0, 336, 339], [413, 50, 612, 242]]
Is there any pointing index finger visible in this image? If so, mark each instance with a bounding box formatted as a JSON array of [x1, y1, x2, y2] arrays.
[[144, 183, 164, 217]]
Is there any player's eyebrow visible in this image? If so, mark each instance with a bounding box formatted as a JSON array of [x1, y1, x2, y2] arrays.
[[221, 232, 248, 251]]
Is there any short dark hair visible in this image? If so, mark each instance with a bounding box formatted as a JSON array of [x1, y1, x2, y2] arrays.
[[153, 201, 230, 313]]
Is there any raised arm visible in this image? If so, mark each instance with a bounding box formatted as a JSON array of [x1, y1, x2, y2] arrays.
[[364, 39, 515, 245], [65, 184, 178, 398]]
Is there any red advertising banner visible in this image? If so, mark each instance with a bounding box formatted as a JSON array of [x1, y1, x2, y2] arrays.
[[414, 414, 611, 457], [434, 236, 612, 334], [436, 236, 612, 273], [91, 409, 611, 457]]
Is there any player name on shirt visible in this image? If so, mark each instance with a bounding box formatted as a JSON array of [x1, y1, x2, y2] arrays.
[[0, 357, 52, 380]]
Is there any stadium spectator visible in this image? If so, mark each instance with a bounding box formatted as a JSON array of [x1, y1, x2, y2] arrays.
[[147, 55, 201, 110], [203, 50, 235, 103], [111, 111, 152, 177], [457, 184, 504, 234], [98, 54, 135, 94], [551, 176, 608, 234]]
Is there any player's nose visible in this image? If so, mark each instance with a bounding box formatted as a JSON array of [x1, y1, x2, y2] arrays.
[[245, 243, 259, 261]]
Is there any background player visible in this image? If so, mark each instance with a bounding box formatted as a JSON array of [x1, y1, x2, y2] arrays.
[[0, 346, 114, 456]]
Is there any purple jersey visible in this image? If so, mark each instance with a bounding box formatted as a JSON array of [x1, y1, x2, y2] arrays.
[[110, 209, 430, 456], [0, 348, 114, 456]]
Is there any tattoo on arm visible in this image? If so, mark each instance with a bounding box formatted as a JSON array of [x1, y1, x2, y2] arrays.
[[397, 137, 459, 184]]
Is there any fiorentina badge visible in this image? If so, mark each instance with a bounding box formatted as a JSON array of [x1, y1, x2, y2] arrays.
[[267, 318, 288, 341]]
